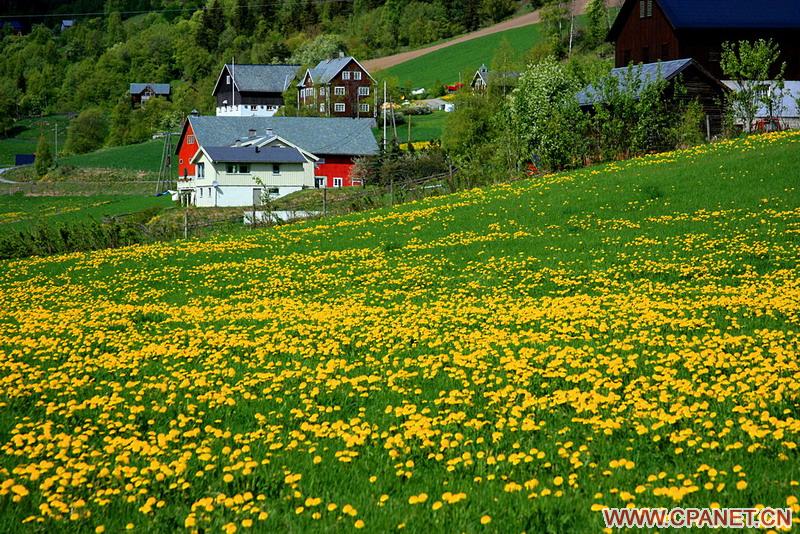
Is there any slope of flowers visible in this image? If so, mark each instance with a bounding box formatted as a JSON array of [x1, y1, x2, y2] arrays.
[[0, 131, 799, 532]]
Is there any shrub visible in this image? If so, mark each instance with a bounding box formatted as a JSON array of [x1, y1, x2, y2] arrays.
[[65, 108, 109, 154]]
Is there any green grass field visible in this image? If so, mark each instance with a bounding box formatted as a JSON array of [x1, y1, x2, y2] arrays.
[[61, 138, 174, 173], [374, 111, 448, 144], [0, 194, 173, 232], [0, 132, 799, 532], [382, 23, 547, 89], [0, 115, 71, 168]]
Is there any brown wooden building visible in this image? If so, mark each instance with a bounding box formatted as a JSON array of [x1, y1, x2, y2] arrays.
[[129, 83, 171, 107], [608, 0, 800, 79], [212, 64, 300, 117], [297, 56, 377, 119]]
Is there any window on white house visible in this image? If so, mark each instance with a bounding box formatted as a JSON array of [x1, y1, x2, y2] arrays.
[[199, 188, 203, 198], [358, 86, 370, 96], [273, 164, 280, 175], [334, 86, 345, 96], [226, 164, 249, 174], [333, 177, 343, 188], [268, 187, 279, 195], [342, 71, 350, 80], [360, 103, 370, 112], [353, 71, 362, 81], [334, 103, 346, 112], [197, 163, 205, 178], [187, 135, 195, 145]]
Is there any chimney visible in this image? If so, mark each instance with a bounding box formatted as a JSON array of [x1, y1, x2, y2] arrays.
[[248, 128, 256, 137], [339, 51, 345, 58], [266, 128, 274, 138], [190, 109, 200, 116], [255, 146, 260, 153]]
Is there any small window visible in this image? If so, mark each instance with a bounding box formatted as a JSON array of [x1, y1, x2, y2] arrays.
[[199, 188, 203, 198], [187, 135, 195, 145], [197, 162, 205, 178], [333, 177, 343, 188], [320, 103, 326, 113], [342, 71, 350, 80], [360, 103, 370, 112], [272, 164, 280, 175], [226, 75, 230, 84], [639, 0, 652, 18], [251, 105, 257, 111], [353, 71, 362, 81], [334, 103, 346, 112], [179, 158, 184, 164], [240, 164, 249, 174], [334, 86, 346, 96], [268, 187, 279, 195], [226, 163, 234, 174], [358, 86, 370, 96], [315, 177, 325, 188], [320, 87, 326, 96]]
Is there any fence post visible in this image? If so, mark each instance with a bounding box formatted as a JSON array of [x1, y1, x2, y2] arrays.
[[183, 208, 188, 239], [389, 178, 394, 207], [323, 187, 327, 217]]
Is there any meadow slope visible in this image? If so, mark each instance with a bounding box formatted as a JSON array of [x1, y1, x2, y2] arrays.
[[0, 132, 799, 532]]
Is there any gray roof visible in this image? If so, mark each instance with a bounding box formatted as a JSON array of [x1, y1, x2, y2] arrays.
[[722, 80, 800, 118], [130, 83, 171, 95], [226, 64, 300, 93], [301, 56, 363, 86], [204, 146, 306, 164], [577, 59, 701, 106], [188, 116, 379, 156]]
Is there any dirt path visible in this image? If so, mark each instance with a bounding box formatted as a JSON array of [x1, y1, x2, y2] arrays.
[[364, 0, 599, 72]]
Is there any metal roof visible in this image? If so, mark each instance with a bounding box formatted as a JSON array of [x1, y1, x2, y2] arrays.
[[722, 80, 800, 117], [204, 146, 306, 164], [129, 83, 171, 95], [659, 0, 800, 29], [225, 64, 300, 93], [188, 116, 379, 156], [577, 59, 697, 106]]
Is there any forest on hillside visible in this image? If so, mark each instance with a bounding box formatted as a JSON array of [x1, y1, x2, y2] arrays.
[[0, 0, 532, 140]]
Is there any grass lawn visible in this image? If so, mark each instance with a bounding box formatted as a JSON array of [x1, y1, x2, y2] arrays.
[[382, 23, 548, 90], [0, 194, 173, 233], [0, 132, 799, 532], [374, 111, 448, 144], [60, 138, 175, 173], [0, 115, 71, 168]]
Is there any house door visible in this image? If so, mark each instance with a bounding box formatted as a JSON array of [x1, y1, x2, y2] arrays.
[[253, 188, 263, 206]]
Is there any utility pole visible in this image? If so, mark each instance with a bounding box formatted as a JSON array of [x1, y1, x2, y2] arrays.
[[382, 81, 387, 152], [322, 186, 327, 216], [53, 124, 58, 163], [407, 113, 412, 144]]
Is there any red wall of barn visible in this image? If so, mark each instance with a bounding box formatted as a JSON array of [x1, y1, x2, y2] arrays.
[[177, 123, 199, 179], [315, 155, 358, 187]]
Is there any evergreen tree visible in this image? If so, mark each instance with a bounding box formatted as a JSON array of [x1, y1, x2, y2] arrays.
[[232, 0, 251, 33], [197, 0, 225, 51], [34, 134, 53, 177]]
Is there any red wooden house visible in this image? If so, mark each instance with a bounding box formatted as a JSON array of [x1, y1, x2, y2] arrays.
[[297, 55, 377, 119]]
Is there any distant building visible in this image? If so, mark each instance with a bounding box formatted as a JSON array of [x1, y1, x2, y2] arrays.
[[297, 56, 377, 119], [470, 64, 520, 92], [175, 116, 379, 206], [129, 83, 171, 107], [577, 58, 729, 137], [213, 64, 300, 117], [722, 80, 800, 130], [608, 0, 800, 79], [60, 20, 75, 32]]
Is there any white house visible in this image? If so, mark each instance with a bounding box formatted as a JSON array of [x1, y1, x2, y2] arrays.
[[185, 135, 317, 208], [722, 80, 800, 130]]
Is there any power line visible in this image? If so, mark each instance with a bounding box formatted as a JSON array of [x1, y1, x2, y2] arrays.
[[0, 0, 355, 19]]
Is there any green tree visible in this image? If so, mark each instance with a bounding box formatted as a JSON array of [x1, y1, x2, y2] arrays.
[[34, 134, 53, 177], [480, 0, 515, 24], [489, 37, 519, 95], [105, 11, 125, 47], [290, 34, 344, 66], [0, 78, 19, 135], [540, 1, 571, 58], [197, 0, 225, 51], [721, 39, 785, 132], [232, 0, 251, 33], [65, 108, 109, 154], [585, 0, 608, 49]]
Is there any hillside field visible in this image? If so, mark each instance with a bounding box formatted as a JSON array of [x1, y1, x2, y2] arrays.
[[0, 131, 799, 532], [0, 115, 71, 168], [60, 138, 174, 173], [381, 23, 548, 89]]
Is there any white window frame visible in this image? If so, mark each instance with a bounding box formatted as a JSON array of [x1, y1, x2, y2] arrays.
[[226, 75, 230, 84], [319, 87, 326, 96], [359, 103, 370, 113], [353, 71, 362, 81], [334, 86, 345, 96], [333, 177, 343, 188], [358, 86, 370, 96], [315, 176, 326, 189], [334, 103, 346, 112], [197, 162, 205, 178], [342, 71, 350, 80], [320, 103, 326, 113], [187, 135, 195, 145]]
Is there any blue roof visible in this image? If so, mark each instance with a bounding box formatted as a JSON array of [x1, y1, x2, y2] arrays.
[[223, 64, 300, 93], [577, 59, 708, 106], [130, 83, 171, 95], [659, 0, 800, 29], [204, 146, 306, 164], [186, 116, 379, 157]]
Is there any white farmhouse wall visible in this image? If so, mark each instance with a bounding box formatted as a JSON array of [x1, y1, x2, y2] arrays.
[[216, 105, 279, 117]]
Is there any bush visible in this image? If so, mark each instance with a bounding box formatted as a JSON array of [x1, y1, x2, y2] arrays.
[[65, 108, 109, 154]]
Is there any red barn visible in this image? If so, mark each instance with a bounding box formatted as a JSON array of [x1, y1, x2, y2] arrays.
[[175, 115, 379, 190]]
